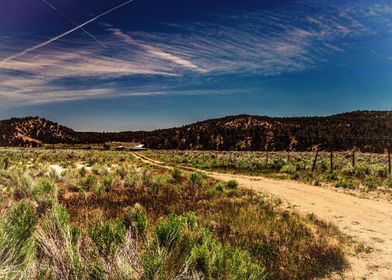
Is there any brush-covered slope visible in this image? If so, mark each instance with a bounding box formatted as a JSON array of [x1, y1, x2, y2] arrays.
[[0, 117, 78, 147], [1, 111, 392, 152]]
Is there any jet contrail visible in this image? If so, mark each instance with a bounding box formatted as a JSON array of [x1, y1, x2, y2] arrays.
[[42, 0, 107, 48], [0, 0, 134, 66]]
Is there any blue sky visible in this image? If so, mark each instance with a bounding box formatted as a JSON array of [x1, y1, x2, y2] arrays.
[[0, 0, 392, 131]]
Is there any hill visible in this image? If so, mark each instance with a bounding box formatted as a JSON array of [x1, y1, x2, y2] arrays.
[[1, 111, 392, 152]]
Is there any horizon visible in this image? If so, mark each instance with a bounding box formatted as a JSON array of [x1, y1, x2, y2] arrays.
[[2, 109, 391, 133], [1, 0, 392, 131]]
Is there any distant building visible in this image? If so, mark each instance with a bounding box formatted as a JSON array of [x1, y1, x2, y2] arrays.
[[131, 144, 147, 150]]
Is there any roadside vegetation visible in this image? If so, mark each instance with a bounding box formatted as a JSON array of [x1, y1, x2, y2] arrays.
[[0, 148, 354, 279], [144, 150, 392, 196]]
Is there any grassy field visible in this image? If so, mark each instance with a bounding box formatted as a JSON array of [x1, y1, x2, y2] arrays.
[[0, 148, 357, 279], [144, 150, 392, 196]]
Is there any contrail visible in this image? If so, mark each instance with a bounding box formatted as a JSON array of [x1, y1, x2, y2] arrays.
[[42, 0, 107, 48], [0, 0, 134, 66]]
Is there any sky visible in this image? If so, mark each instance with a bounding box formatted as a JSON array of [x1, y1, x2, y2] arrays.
[[0, 0, 392, 131]]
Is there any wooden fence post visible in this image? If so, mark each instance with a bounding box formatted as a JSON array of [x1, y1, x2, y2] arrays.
[[330, 150, 334, 171], [388, 148, 391, 177], [312, 149, 319, 172], [352, 149, 355, 167]]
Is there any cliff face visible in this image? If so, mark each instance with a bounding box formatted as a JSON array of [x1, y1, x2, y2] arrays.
[[1, 111, 392, 152]]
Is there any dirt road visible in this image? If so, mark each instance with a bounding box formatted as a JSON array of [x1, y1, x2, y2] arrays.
[[132, 153, 392, 279]]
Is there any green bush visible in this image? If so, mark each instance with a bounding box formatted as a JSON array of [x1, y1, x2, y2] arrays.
[[385, 180, 392, 188], [325, 171, 338, 181], [189, 231, 266, 280], [79, 167, 87, 177], [89, 219, 126, 258], [364, 178, 381, 190], [124, 204, 148, 239], [171, 168, 183, 182], [154, 213, 197, 249], [372, 165, 388, 178], [226, 180, 239, 190], [33, 180, 56, 214], [214, 182, 225, 192], [3, 200, 38, 245], [140, 252, 163, 280], [342, 164, 371, 179], [280, 164, 297, 174], [335, 180, 356, 190], [189, 172, 204, 187], [0, 200, 38, 278]]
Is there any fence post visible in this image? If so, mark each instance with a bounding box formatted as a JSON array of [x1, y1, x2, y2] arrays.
[[352, 149, 355, 167], [330, 150, 334, 171], [388, 148, 391, 177], [312, 149, 319, 172]]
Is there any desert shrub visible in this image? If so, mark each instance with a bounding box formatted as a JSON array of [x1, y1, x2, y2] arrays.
[[189, 172, 204, 187], [82, 175, 96, 190], [269, 159, 285, 171], [188, 231, 266, 280], [154, 214, 189, 249], [36, 205, 87, 280], [141, 168, 153, 187], [124, 204, 148, 239], [79, 167, 87, 177], [0, 200, 37, 278], [89, 219, 126, 259], [319, 160, 330, 172], [371, 165, 388, 178], [226, 180, 238, 190], [13, 175, 33, 200], [280, 164, 296, 174], [99, 175, 113, 193], [140, 252, 164, 280], [214, 182, 225, 192], [171, 168, 183, 182], [124, 173, 140, 188], [325, 171, 338, 181], [364, 178, 381, 190], [342, 164, 370, 179], [385, 180, 392, 188], [116, 166, 128, 180], [33, 180, 57, 214], [290, 171, 302, 180], [335, 180, 356, 190], [2, 200, 37, 247]]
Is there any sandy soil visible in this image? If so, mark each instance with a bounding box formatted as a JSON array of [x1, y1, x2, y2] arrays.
[[133, 152, 392, 280]]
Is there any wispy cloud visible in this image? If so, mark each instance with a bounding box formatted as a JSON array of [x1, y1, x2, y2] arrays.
[[0, 0, 389, 106], [0, 0, 134, 66]]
